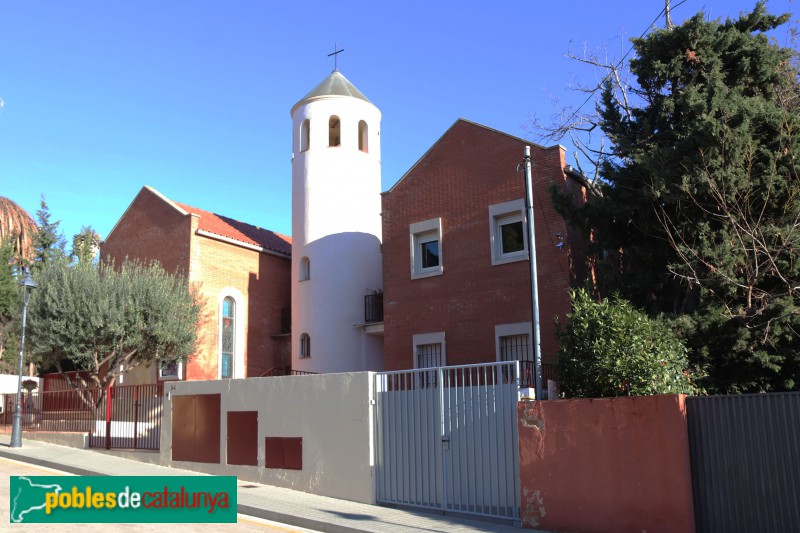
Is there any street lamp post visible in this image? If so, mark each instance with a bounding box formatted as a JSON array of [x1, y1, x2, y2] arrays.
[[10, 270, 37, 448]]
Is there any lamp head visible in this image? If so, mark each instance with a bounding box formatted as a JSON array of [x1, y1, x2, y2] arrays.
[[19, 270, 37, 290]]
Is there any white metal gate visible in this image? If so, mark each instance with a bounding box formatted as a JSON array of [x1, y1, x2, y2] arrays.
[[373, 362, 520, 521]]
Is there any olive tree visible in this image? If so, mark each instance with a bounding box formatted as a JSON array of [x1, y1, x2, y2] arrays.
[[28, 257, 203, 392]]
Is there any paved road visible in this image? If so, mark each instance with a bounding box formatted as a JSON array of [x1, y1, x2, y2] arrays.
[[0, 456, 318, 532]]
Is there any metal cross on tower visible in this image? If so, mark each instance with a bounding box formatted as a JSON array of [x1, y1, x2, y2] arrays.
[[328, 44, 344, 70]]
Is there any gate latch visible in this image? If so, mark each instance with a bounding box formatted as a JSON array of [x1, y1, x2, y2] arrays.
[[441, 434, 450, 451]]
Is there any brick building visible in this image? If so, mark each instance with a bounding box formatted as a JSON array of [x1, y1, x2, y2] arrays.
[[97, 93, 588, 390], [380, 119, 588, 382], [100, 186, 291, 383]]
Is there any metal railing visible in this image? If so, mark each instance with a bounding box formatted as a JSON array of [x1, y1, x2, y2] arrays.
[[259, 367, 318, 378], [365, 292, 383, 323], [518, 360, 557, 389], [1, 388, 103, 432], [1, 383, 164, 451]]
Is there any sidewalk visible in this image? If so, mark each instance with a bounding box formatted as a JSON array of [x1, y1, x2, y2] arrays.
[[0, 435, 544, 533]]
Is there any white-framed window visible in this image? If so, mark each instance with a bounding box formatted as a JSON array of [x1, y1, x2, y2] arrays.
[[489, 199, 528, 265], [299, 333, 311, 358], [413, 332, 445, 387], [410, 218, 443, 279], [495, 322, 534, 362], [300, 119, 310, 152], [158, 359, 183, 381], [495, 322, 534, 385], [218, 288, 245, 379], [299, 256, 310, 281]]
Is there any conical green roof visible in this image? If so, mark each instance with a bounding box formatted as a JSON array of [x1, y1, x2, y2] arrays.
[[292, 70, 371, 113]]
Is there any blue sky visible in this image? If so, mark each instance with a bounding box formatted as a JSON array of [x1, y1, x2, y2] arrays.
[[1, 0, 795, 244]]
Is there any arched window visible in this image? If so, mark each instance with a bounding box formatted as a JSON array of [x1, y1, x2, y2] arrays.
[[358, 120, 368, 152], [300, 333, 311, 358], [329, 116, 341, 147], [300, 119, 310, 152], [299, 256, 310, 281], [221, 297, 235, 378]]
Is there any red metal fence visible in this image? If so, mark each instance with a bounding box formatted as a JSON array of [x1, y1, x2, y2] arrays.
[[1, 388, 101, 432], [0, 383, 163, 450], [88, 383, 163, 450]]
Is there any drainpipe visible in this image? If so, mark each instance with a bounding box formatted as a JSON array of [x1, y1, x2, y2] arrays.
[[523, 146, 543, 401]]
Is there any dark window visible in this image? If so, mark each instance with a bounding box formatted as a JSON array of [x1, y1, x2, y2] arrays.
[[417, 343, 442, 387], [500, 334, 530, 362], [329, 116, 340, 147], [420, 239, 439, 269], [500, 220, 525, 254]]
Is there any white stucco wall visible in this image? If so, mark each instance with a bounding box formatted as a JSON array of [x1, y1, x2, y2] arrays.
[[290, 91, 384, 373], [160, 372, 375, 504], [0, 374, 39, 394]]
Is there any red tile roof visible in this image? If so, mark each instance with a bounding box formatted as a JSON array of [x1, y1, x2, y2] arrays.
[[175, 202, 292, 256]]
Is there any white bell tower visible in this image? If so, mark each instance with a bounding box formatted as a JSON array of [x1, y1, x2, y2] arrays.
[[290, 70, 384, 373]]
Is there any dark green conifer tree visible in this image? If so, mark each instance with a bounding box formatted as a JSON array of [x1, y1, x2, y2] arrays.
[[563, 3, 800, 392]]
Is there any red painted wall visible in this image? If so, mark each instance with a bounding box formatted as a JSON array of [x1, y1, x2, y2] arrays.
[[518, 395, 695, 533], [381, 119, 585, 371]]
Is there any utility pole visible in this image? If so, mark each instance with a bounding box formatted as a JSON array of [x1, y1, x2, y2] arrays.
[[665, 0, 674, 30], [523, 146, 543, 401]]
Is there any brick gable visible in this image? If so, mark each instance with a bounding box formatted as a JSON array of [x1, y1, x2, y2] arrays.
[[381, 119, 586, 372], [101, 186, 291, 383]]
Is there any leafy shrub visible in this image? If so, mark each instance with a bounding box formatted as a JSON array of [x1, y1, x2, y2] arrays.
[[555, 289, 697, 397]]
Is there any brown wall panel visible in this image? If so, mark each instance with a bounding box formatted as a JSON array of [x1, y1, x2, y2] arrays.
[[227, 411, 258, 466], [171, 395, 196, 462], [283, 437, 302, 470], [264, 437, 283, 469], [265, 437, 303, 470], [194, 394, 221, 463], [171, 393, 221, 464]]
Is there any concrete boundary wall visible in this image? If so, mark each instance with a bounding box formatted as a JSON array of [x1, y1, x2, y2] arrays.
[[160, 372, 375, 504], [20, 431, 89, 449]]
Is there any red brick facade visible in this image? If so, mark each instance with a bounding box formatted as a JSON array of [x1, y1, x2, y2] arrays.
[[381, 119, 586, 372], [100, 187, 291, 383]]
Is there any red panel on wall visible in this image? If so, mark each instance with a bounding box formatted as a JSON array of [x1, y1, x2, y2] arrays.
[[171, 393, 221, 464], [227, 411, 258, 466], [264, 437, 283, 469], [283, 437, 302, 470], [194, 394, 221, 464], [264, 437, 302, 470], [171, 395, 195, 462]]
